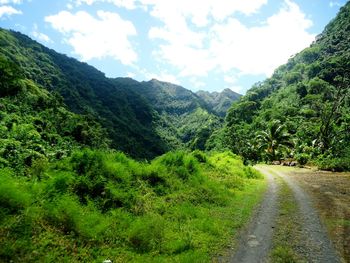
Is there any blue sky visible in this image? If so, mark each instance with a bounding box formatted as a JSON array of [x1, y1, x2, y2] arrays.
[[0, 0, 347, 94]]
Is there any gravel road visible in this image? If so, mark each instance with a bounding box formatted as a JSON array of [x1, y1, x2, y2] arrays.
[[229, 165, 341, 263], [229, 167, 279, 263]]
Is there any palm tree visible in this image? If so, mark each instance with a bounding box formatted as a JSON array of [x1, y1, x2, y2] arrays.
[[257, 120, 294, 161]]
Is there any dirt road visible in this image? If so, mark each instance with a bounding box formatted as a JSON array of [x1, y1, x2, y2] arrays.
[[228, 165, 343, 263]]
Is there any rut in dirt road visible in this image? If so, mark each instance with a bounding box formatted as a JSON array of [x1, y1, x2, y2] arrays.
[[229, 168, 279, 263], [271, 168, 341, 263], [229, 166, 341, 263]]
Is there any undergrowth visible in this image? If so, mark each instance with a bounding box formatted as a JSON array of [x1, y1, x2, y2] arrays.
[[0, 150, 265, 262]]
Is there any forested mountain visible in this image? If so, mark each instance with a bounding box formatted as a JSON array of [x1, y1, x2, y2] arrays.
[[0, 29, 168, 159], [0, 29, 232, 159], [196, 89, 241, 117], [225, 2, 350, 170], [113, 78, 224, 150], [0, 56, 110, 174]]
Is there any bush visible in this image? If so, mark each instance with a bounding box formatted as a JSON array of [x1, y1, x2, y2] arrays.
[[295, 153, 309, 166], [44, 195, 109, 239], [128, 214, 165, 252], [192, 150, 207, 163], [0, 171, 31, 214], [317, 156, 350, 172], [44, 172, 74, 198], [70, 149, 104, 176], [243, 166, 262, 179], [156, 151, 200, 180]]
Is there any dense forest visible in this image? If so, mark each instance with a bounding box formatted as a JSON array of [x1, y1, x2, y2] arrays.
[[225, 2, 350, 171]]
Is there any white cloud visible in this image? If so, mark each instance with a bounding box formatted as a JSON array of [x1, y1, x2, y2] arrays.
[[71, 0, 137, 9], [148, 0, 314, 78], [127, 72, 136, 78], [224, 75, 237, 84], [140, 0, 268, 27], [45, 0, 315, 91], [31, 24, 51, 43], [70, 0, 267, 26], [0, 0, 22, 4], [189, 77, 205, 90], [329, 1, 342, 7], [0, 5, 22, 18], [147, 71, 179, 84], [228, 86, 243, 94], [45, 10, 138, 65], [211, 0, 314, 76]]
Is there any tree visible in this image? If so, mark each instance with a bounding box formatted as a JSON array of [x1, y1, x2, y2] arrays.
[[257, 120, 294, 161]]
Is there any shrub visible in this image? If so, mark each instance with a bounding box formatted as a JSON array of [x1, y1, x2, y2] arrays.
[[44, 195, 109, 240], [128, 214, 165, 253], [317, 156, 350, 172], [0, 171, 31, 214], [70, 149, 104, 176], [156, 151, 200, 180], [243, 166, 262, 179], [44, 172, 74, 198], [191, 150, 207, 163], [295, 153, 309, 166]]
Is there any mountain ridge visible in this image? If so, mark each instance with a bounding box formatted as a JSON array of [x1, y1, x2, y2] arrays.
[[0, 28, 238, 158], [196, 88, 241, 117]]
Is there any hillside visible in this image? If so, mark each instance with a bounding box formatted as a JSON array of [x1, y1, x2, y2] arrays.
[[112, 78, 224, 151], [225, 2, 350, 170], [1, 55, 114, 168], [0, 28, 168, 159], [0, 29, 230, 158], [196, 89, 241, 117]]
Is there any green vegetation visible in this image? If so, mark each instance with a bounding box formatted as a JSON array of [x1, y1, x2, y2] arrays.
[[0, 150, 265, 262], [196, 88, 241, 117], [113, 78, 236, 152], [0, 56, 109, 175], [0, 25, 257, 262], [0, 28, 167, 159], [225, 2, 350, 170], [0, 29, 238, 159]]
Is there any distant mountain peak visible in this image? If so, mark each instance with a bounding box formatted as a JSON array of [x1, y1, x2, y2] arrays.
[[196, 88, 241, 117]]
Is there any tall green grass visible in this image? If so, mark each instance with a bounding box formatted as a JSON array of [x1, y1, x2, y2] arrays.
[[0, 150, 265, 262]]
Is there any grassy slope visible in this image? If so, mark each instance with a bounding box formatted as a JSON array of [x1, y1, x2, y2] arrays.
[[0, 150, 266, 262]]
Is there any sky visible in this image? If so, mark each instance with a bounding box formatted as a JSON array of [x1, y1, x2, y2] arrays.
[[0, 0, 347, 94]]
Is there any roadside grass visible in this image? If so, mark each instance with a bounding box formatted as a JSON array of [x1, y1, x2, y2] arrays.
[[0, 150, 267, 262]]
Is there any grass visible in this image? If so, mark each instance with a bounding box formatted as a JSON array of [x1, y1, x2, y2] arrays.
[[0, 150, 266, 262]]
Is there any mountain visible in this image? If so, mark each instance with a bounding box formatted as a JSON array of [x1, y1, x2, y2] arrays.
[[0, 28, 227, 159], [196, 88, 241, 117], [0, 28, 169, 159], [0, 55, 111, 173], [225, 2, 350, 170], [112, 78, 223, 150]]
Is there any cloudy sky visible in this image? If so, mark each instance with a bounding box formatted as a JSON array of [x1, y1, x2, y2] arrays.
[[0, 0, 346, 93]]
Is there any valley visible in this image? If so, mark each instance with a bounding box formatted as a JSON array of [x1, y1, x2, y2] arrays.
[[0, 1, 350, 262]]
